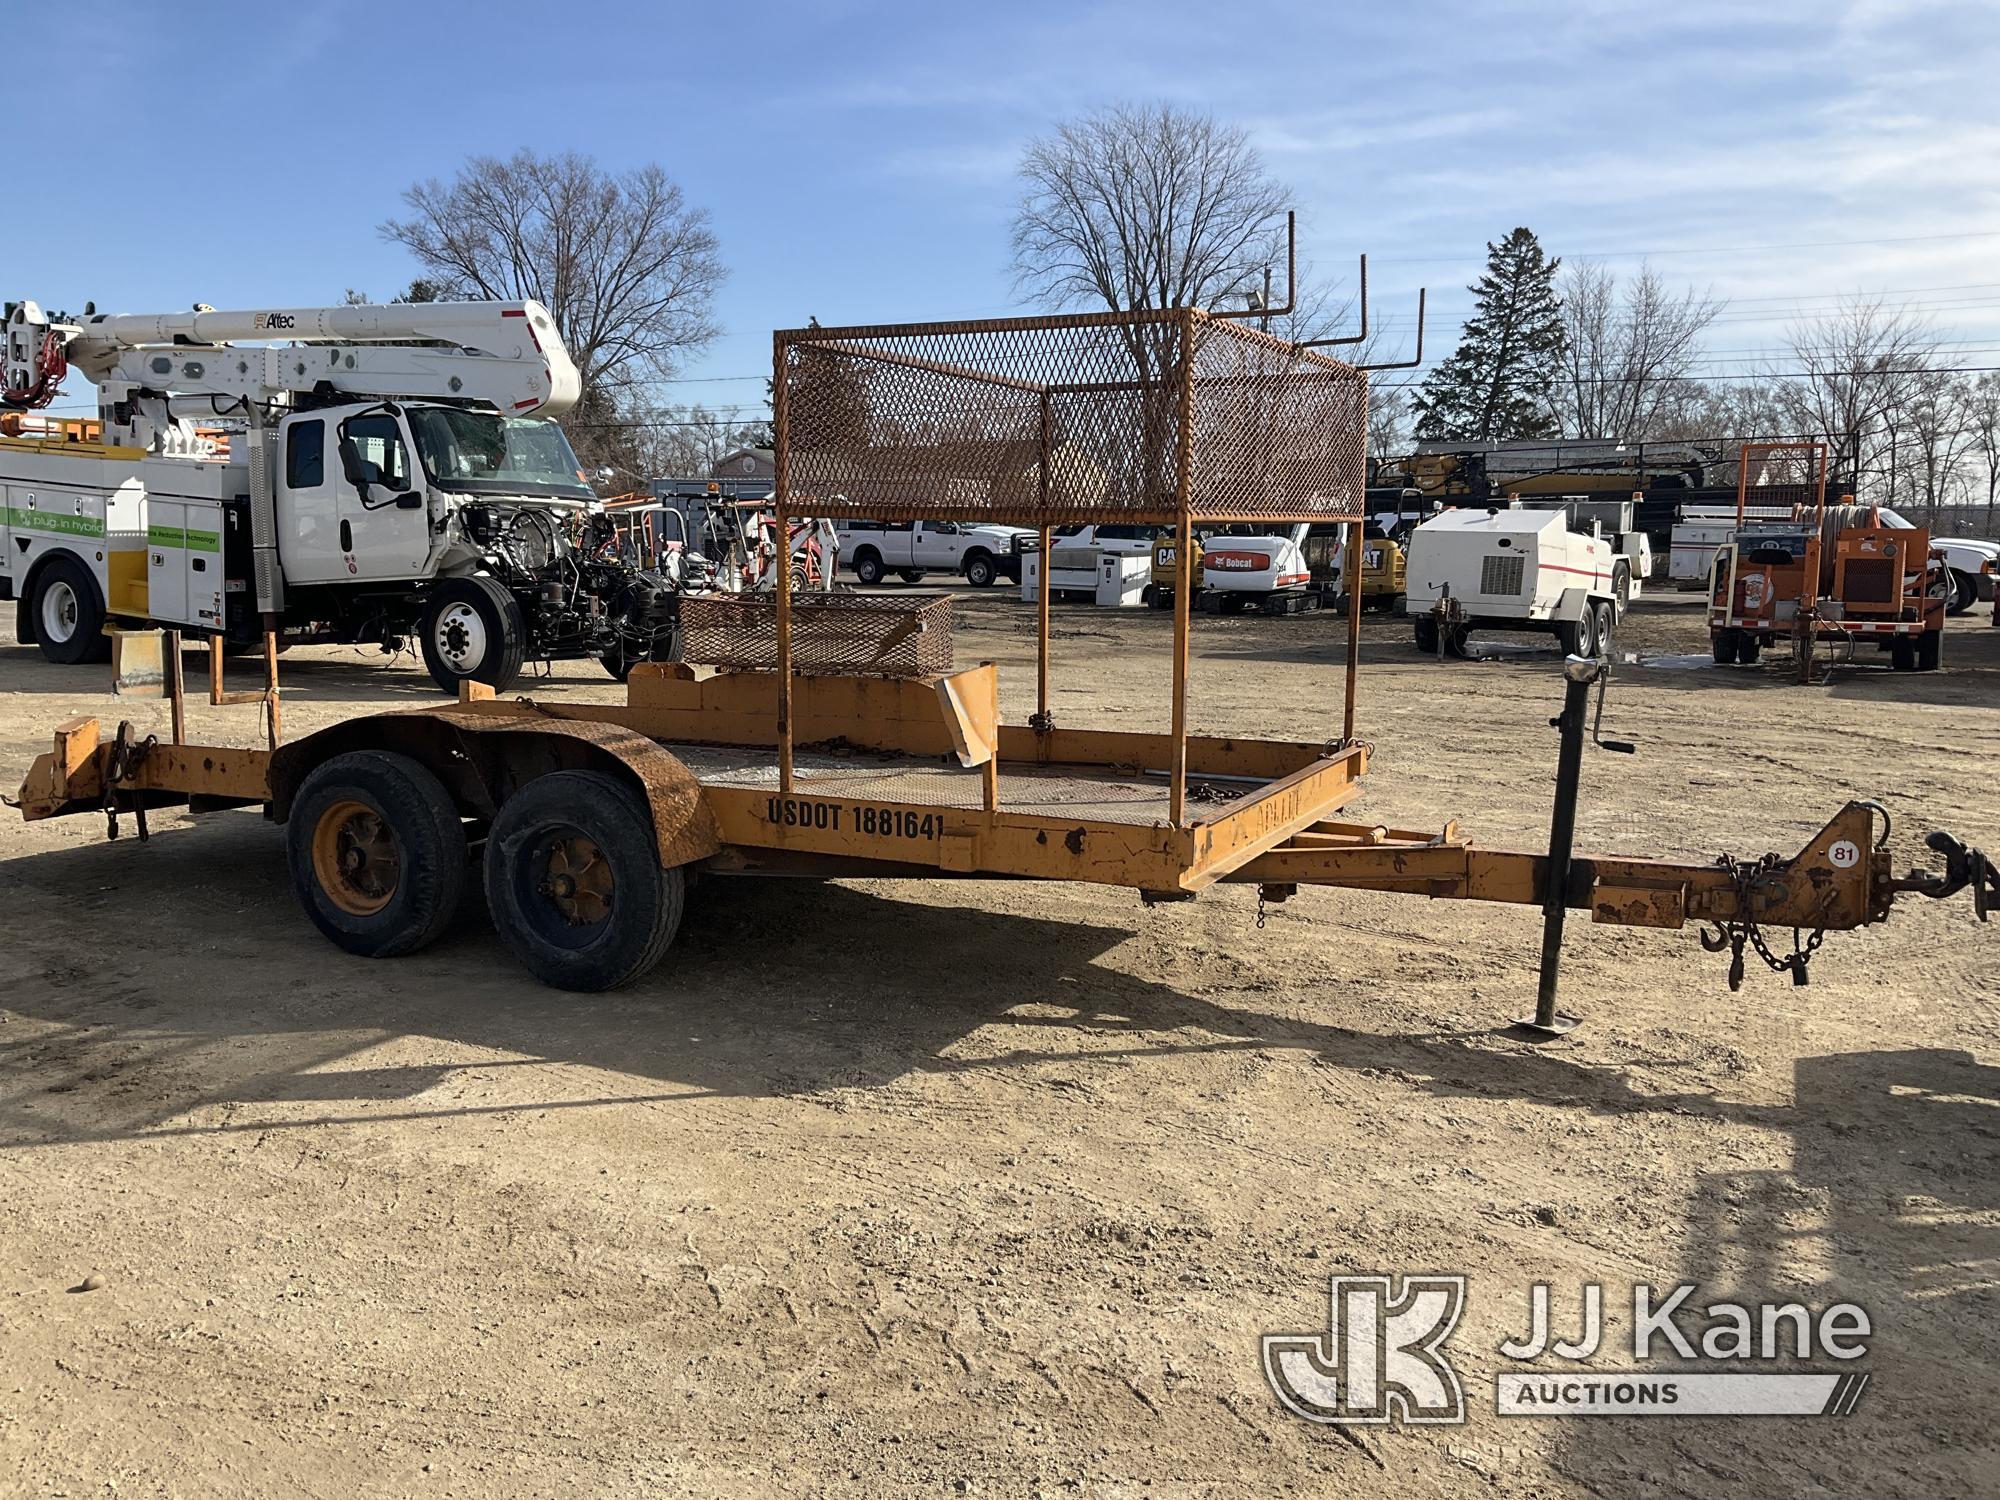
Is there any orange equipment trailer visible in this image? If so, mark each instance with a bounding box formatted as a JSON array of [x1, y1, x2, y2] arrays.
[[14, 283, 1997, 1031], [1709, 442, 1949, 678]]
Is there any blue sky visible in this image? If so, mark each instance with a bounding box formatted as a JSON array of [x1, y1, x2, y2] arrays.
[[21, 0, 2000, 419]]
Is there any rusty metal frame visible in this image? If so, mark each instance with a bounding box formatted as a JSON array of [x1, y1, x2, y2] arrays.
[[772, 300, 1373, 834]]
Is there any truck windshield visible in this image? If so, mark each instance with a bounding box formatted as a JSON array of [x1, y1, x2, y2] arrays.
[[407, 408, 594, 500]]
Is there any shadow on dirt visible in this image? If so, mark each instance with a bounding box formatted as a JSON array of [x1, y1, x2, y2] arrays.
[[0, 805, 1963, 1153]]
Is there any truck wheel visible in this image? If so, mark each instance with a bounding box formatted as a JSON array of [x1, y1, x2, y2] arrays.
[[963, 551, 997, 588], [484, 770, 685, 992], [29, 555, 111, 665], [1915, 628, 1942, 671], [599, 624, 680, 682], [1947, 569, 1977, 616], [288, 751, 467, 958], [420, 575, 525, 695], [1712, 629, 1740, 665], [852, 549, 885, 586], [1413, 615, 1439, 653]]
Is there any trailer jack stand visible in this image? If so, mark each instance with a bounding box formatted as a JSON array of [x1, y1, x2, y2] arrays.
[[1509, 657, 1623, 1042]]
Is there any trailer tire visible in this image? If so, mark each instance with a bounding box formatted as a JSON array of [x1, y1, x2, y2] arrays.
[[484, 770, 684, 992], [1593, 600, 1616, 658], [852, 549, 885, 586], [1560, 608, 1597, 659], [963, 551, 997, 588], [29, 554, 111, 665], [1737, 634, 1762, 665], [1915, 628, 1941, 671], [288, 751, 468, 959], [1413, 615, 1439, 653], [1712, 629, 1739, 665], [420, 575, 525, 695], [1612, 561, 1633, 619]]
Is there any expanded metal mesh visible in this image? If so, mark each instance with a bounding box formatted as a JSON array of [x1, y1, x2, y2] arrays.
[[776, 309, 1367, 525], [678, 593, 953, 679], [1736, 441, 1831, 519]]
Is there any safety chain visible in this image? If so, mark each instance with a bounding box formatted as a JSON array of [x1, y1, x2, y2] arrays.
[[1255, 888, 1267, 930], [102, 721, 159, 843], [1697, 853, 1825, 991]]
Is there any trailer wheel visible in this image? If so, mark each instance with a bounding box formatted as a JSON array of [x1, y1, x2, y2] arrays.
[[1560, 608, 1597, 659], [1712, 629, 1740, 665], [28, 554, 112, 665], [484, 770, 684, 992], [1915, 628, 1942, 671], [1593, 600, 1616, 658], [1737, 634, 1762, 665], [288, 751, 468, 958], [420, 575, 526, 695], [1413, 615, 1439, 653], [1890, 636, 1916, 671], [1612, 561, 1633, 619]]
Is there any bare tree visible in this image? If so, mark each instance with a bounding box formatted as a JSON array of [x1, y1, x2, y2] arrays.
[[1771, 297, 1939, 502], [382, 150, 725, 413], [1902, 371, 1976, 515], [1967, 371, 2000, 529], [1552, 262, 1722, 439], [1012, 103, 1288, 317]]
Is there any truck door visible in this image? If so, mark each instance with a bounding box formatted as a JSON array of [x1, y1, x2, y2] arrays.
[[334, 411, 431, 581], [275, 414, 345, 583], [913, 521, 965, 570]]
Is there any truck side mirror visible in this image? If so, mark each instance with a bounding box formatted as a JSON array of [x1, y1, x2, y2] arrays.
[[394, 492, 423, 510], [337, 436, 376, 498]]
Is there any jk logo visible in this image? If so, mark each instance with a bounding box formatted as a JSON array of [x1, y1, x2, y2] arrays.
[[1263, 1275, 1467, 1426]]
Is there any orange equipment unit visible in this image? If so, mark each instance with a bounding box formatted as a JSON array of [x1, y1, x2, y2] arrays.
[[1708, 442, 1947, 678]]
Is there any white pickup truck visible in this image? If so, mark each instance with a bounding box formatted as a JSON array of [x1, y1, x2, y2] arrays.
[[835, 519, 1034, 587]]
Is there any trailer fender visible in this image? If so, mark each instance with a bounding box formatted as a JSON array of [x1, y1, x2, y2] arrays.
[[268, 710, 720, 869]]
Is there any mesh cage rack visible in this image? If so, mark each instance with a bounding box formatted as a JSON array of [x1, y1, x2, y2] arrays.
[[774, 308, 1368, 525], [679, 592, 953, 679]]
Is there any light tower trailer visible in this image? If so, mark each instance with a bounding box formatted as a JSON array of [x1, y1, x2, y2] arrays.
[[1403, 505, 1624, 659], [1, 299, 683, 693], [13, 302, 1995, 1024]]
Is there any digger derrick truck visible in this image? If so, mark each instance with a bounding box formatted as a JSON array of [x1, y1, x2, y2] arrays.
[[0, 298, 683, 692]]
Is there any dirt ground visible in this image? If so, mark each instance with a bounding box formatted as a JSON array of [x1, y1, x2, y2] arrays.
[[0, 588, 1995, 1498]]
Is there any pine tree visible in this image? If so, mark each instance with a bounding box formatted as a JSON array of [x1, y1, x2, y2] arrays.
[[1414, 228, 1565, 442]]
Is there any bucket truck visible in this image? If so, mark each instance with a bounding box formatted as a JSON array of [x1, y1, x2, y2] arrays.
[[0, 297, 692, 692]]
